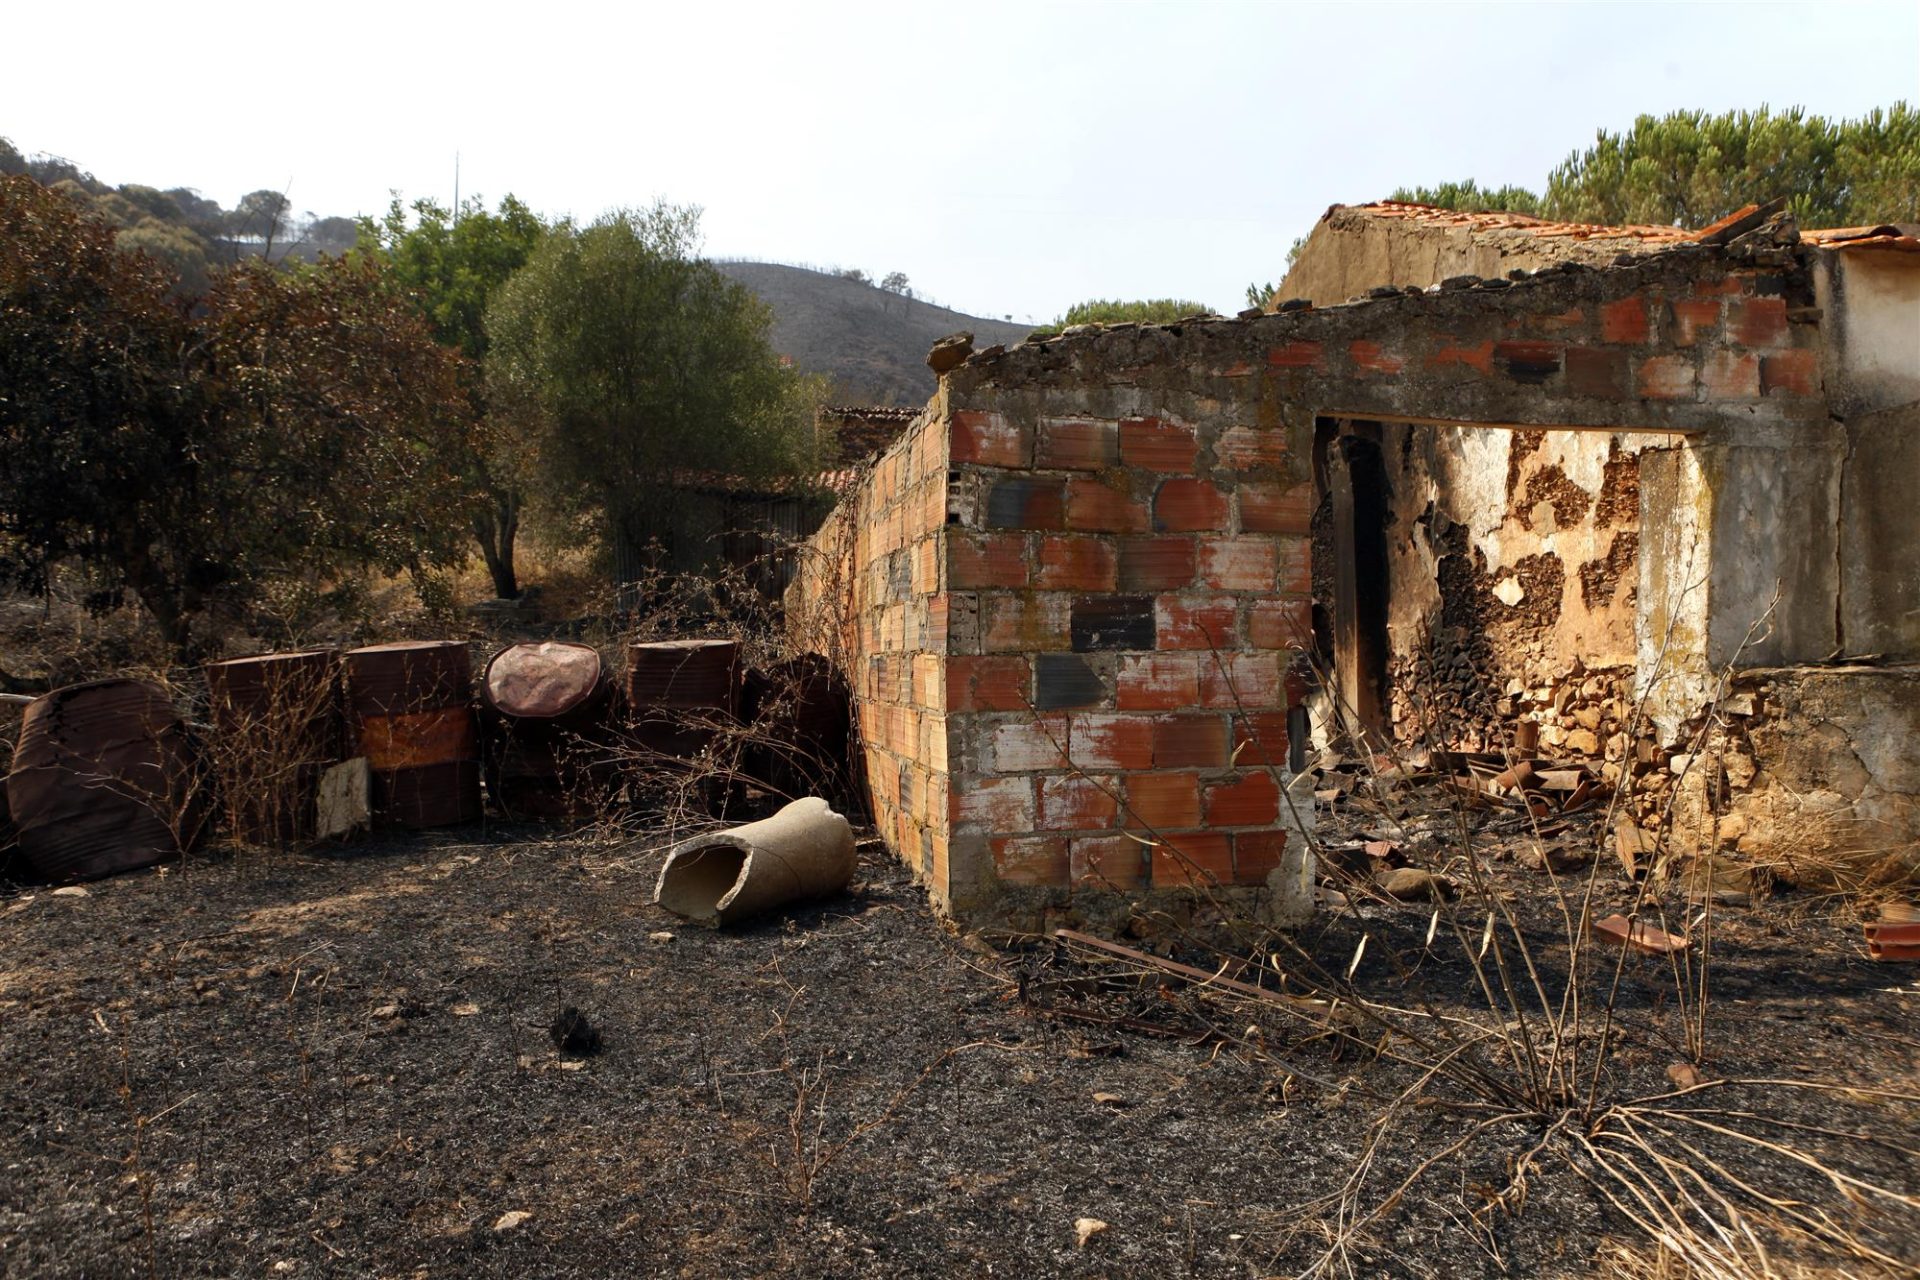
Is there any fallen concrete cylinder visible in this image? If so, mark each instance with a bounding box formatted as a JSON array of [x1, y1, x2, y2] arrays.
[[654, 797, 855, 927]]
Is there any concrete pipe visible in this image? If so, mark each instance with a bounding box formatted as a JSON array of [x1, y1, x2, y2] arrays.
[[654, 797, 855, 927]]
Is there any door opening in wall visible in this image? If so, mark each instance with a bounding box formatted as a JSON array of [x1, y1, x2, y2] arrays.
[[1315, 418, 1392, 747]]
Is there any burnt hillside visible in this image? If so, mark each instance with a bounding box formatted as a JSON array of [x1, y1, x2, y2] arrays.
[[714, 261, 1033, 406]]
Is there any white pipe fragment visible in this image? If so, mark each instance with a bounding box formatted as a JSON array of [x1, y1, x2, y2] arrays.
[[653, 797, 856, 927]]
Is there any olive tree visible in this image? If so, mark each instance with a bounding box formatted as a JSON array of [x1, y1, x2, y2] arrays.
[[486, 203, 821, 580]]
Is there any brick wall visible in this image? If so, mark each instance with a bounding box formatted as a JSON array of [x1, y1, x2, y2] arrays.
[[790, 410, 951, 885], [941, 400, 1316, 925], [793, 242, 1848, 931]]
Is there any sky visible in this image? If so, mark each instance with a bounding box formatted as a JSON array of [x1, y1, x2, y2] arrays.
[[6, 1, 1917, 324]]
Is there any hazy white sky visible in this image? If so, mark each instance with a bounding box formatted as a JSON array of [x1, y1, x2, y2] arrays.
[[7, 1, 1917, 322]]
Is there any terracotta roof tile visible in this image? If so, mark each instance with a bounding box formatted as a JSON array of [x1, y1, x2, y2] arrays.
[[1342, 201, 1691, 244]]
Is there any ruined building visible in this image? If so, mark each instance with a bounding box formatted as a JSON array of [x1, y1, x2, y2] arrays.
[[791, 201, 1920, 929]]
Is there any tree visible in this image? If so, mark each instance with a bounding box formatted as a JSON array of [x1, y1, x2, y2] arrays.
[[0, 174, 478, 655], [1390, 104, 1919, 230], [1545, 104, 1918, 228], [486, 203, 822, 580], [1031, 297, 1212, 336], [880, 271, 911, 296], [356, 193, 550, 597], [1388, 180, 1544, 217]]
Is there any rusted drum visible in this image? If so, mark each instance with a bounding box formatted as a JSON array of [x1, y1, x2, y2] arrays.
[[481, 642, 615, 818], [204, 649, 342, 844], [740, 653, 854, 809], [627, 639, 739, 759], [6, 680, 210, 883], [344, 641, 480, 829]]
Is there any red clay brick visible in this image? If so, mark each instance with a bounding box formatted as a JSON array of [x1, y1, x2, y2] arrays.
[[1760, 348, 1819, 397], [1039, 774, 1117, 830], [1154, 478, 1230, 532], [1071, 834, 1145, 888], [947, 656, 1029, 712], [1215, 426, 1286, 470], [1669, 298, 1721, 346], [1197, 538, 1277, 592], [1126, 771, 1201, 828], [1565, 347, 1628, 398], [1348, 339, 1406, 375], [1730, 296, 1789, 349], [982, 594, 1070, 652], [1266, 340, 1325, 369], [1426, 339, 1495, 374], [1276, 542, 1311, 595], [1069, 714, 1155, 770], [1199, 652, 1285, 709], [1153, 715, 1229, 768], [1239, 483, 1314, 535], [1635, 355, 1695, 400], [1036, 418, 1119, 470], [991, 835, 1068, 886], [1119, 417, 1197, 471], [1154, 595, 1239, 649], [1530, 306, 1586, 333], [1206, 771, 1280, 826], [947, 532, 1029, 589], [1495, 340, 1563, 383], [992, 717, 1069, 771], [1064, 477, 1148, 533], [1118, 537, 1196, 591], [1231, 711, 1291, 767], [1601, 295, 1650, 344], [1033, 536, 1117, 591], [985, 477, 1065, 530], [952, 774, 1035, 831], [1115, 653, 1201, 711], [1700, 350, 1761, 399], [1234, 830, 1289, 883], [950, 410, 1030, 467], [1247, 597, 1313, 649], [1150, 831, 1234, 886]]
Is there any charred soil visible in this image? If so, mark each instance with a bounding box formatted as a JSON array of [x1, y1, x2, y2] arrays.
[[1, 817, 1914, 1278]]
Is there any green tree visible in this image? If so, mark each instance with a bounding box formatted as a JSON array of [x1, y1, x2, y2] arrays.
[[1031, 297, 1212, 336], [1388, 180, 1544, 216], [1397, 105, 1919, 231], [357, 193, 550, 596], [0, 174, 477, 655], [485, 203, 822, 580], [1545, 104, 1919, 228]]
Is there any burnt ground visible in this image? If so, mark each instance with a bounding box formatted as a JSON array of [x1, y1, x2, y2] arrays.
[[1, 810, 1916, 1279]]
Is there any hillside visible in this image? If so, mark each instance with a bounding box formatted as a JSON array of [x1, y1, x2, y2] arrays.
[[714, 262, 1033, 406]]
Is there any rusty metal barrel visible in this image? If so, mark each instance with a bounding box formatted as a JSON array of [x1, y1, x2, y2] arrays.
[[740, 653, 854, 807], [204, 649, 342, 844], [344, 641, 480, 829], [481, 641, 614, 818], [6, 679, 209, 882], [626, 639, 739, 760]]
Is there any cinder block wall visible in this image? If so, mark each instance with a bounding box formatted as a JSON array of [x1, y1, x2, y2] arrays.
[[939, 401, 1316, 925]]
